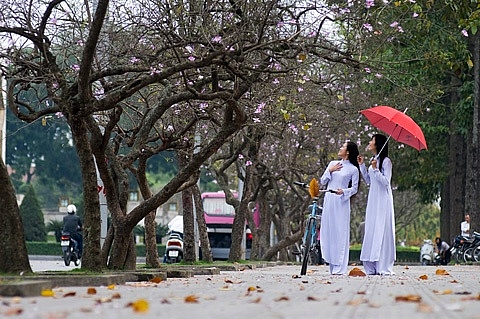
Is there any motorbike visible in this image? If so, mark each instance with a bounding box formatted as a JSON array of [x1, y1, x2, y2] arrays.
[[163, 231, 184, 263], [420, 239, 438, 265], [60, 232, 80, 266]]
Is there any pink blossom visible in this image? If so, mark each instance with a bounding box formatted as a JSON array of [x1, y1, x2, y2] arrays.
[[72, 64, 80, 71], [255, 102, 265, 114], [390, 21, 399, 28], [130, 57, 140, 63], [238, 154, 244, 159], [188, 56, 195, 61], [211, 36, 222, 43], [365, 0, 375, 9], [363, 23, 373, 32], [245, 160, 253, 167], [412, 12, 419, 18], [462, 29, 468, 37]]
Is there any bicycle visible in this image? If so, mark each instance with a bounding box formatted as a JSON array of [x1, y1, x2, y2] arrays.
[[294, 178, 335, 276]]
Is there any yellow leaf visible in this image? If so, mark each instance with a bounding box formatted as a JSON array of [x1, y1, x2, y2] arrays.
[[467, 58, 474, 69], [41, 289, 55, 297], [337, 94, 344, 101], [435, 269, 449, 276], [107, 284, 116, 290], [279, 96, 287, 101], [130, 299, 149, 313], [298, 53, 307, 62], [309, 178, 320, 198]]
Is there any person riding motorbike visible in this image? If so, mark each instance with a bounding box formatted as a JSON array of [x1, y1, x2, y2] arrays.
[[63, 204, 83, 259]]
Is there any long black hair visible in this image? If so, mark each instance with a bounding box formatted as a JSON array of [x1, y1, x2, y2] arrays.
[[346, 141, 360, 169], [346, 141, 360, 188], [373, 134, 388, 172]]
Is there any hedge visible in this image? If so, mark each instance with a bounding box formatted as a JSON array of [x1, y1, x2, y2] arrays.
[[26, 242, 419, 262], [26, 242, 166, 257]]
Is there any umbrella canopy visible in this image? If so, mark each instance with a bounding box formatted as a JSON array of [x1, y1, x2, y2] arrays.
[[360, 105, 427, 151]]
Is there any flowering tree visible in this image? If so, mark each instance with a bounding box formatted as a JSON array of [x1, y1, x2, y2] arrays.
[[0, 0, 363, 270]]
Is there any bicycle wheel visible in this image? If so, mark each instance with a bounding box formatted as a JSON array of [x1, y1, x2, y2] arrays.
[[300, 218, 314, 276], [473, 245, 480, 262]]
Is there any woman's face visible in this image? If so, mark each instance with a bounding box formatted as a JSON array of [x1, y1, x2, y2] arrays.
[[338, 142, 348, 159], [367, 137, 377, 154]]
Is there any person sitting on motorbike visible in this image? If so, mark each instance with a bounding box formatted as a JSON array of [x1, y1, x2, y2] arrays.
[[63, 204, 83, 258], [435, 237, 451, 265]]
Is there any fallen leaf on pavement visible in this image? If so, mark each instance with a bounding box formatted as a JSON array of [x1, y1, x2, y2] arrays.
[[127, 299, 149, 312], [417, 302, 433, 313], [274, 296, 290, 302], [149, 277, 162, 283], [107, 284, 116, 290], [3, 307, 23, 316], [185, 295, 199, 303], [349, 267, 366, 277], [40, 289, 54, 297], [250, 297, 261, 303], [395, 294, 422, 302], [63, 292, 76, 297], [435, 269, 449, 275], [347, 298, 368, 305], [419, 274, 428, 280], [87, 288, 97, 295], [436, 289, 452, 295]]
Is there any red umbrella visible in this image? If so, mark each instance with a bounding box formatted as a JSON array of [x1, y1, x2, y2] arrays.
[[360, 105, 427, 151]]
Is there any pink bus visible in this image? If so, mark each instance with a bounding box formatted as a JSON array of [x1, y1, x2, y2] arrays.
[[202, 191, 257, 260]]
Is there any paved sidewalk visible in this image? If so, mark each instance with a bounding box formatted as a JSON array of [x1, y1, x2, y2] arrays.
[[1, 264, 480, 318]]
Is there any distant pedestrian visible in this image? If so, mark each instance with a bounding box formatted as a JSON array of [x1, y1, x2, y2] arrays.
[[461, 214, 470, 238], [435, 237, 451, 265]]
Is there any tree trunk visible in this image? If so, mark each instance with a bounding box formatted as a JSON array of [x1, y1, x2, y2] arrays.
[[136, 157, 160, 267], [192, 184, 213, 262], [257, 191, 271, 258], [182, 187, 196, 263], [470, 31, 480, 233], [69, 116, 102, 271], [144, 211, 160, 267], [0, 158, 32, 274]]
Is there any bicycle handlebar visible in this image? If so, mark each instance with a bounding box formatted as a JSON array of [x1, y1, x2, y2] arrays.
[[293, 181, 309, 188], [294, 181, 336, 193]]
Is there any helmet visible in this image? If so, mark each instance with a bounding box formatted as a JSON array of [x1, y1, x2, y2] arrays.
[[67, 204, 77, 214]]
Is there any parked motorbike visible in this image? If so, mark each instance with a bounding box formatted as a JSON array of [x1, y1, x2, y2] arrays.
[[163, 231, 184, 263], [60, 232, 80, 266], [450, 234, 475, 263], [420, 239, 437, 265]]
